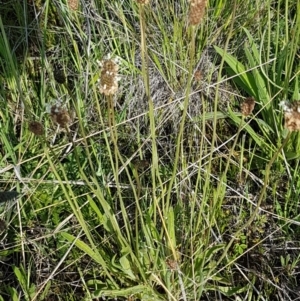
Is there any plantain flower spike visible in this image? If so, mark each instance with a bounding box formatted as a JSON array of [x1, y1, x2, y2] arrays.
[[279, 100, 300, 131], [241, 97, 256, 117], [46, 100, 71, 128], [188, 0, 208, 26], [67, 0, 79, 11], [136, 0, 149, 4], [28, 121, 44, 136], [98, 55, 120, 96]]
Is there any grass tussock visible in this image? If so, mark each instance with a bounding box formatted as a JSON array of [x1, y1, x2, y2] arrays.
[[0, 0, 300, 300]]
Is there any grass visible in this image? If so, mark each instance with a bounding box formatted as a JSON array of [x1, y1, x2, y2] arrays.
[[0, 0, 300, 300]]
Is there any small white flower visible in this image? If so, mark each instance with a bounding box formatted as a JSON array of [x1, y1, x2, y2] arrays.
[[45, 99, 65, 114], [45, 103, 52, 114], [279, 100, 290, 112]]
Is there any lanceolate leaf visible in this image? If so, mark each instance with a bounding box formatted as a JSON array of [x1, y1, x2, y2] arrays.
[[214, 45, 257, 96]]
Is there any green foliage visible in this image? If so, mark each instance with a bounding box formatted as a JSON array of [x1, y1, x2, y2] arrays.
[[0, 0, 300, 300], [14, 266, 36, 300]]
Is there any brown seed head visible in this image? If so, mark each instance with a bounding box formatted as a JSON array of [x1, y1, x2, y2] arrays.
[[67, 0, 79, 11], [136, 0, 149, 4], [102, 59, 119, 74], [53, 68, 66, 84], [188, 0, 207, 26], [0, 219, 6, 232], [132, 159, 150, 171], [280, 100, 300, 131], [194, 70, 203, 82], [50, 104, 71, 128], [29, 121, 44, 136], [99, 58, 119, 96], [241, 97, 255, 116], [166, 258, 178, 270]]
